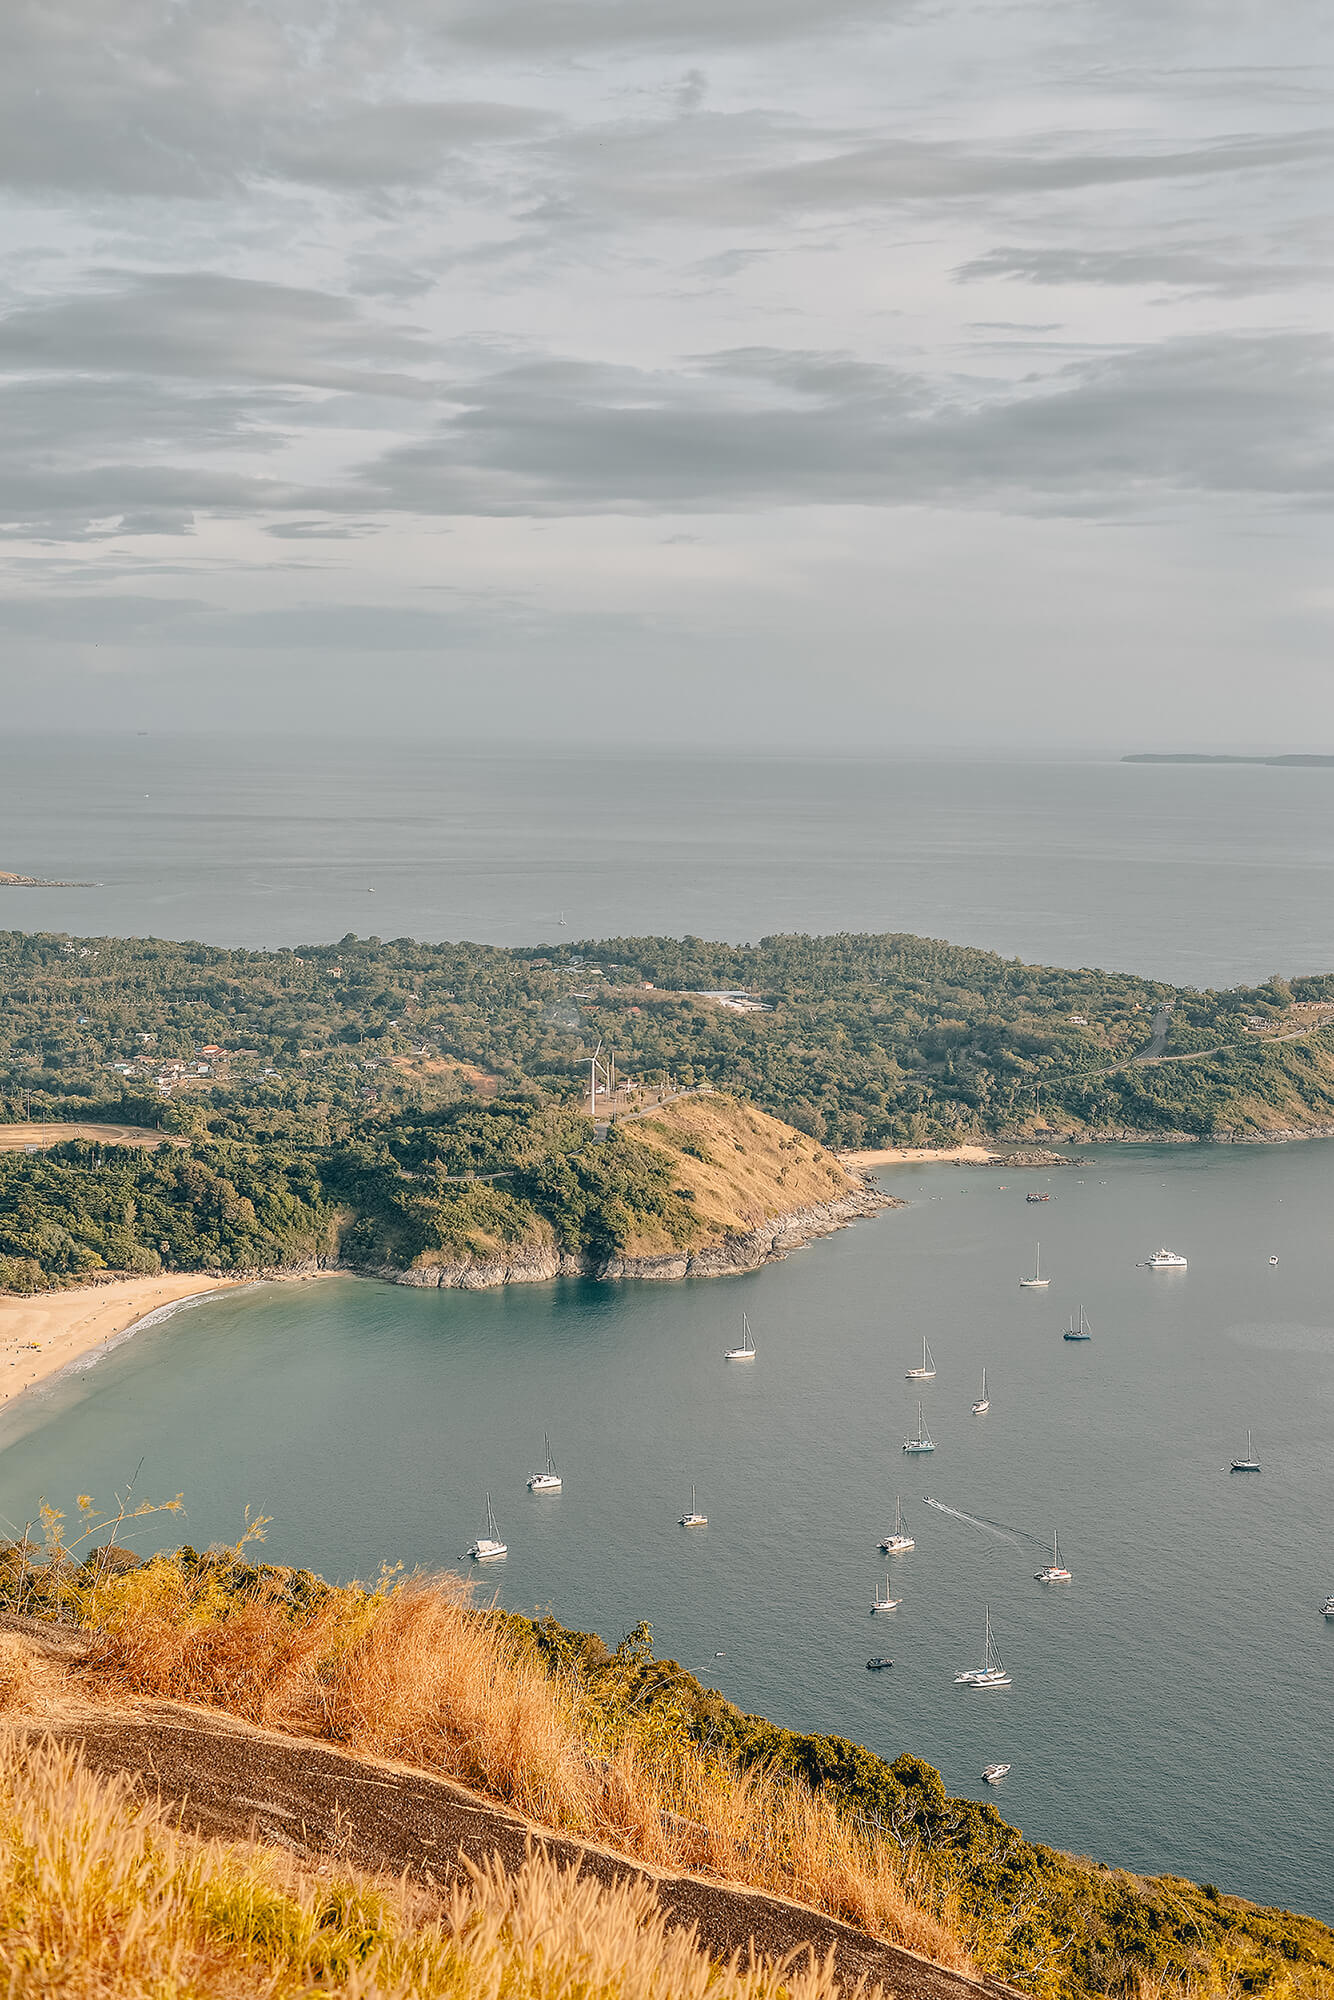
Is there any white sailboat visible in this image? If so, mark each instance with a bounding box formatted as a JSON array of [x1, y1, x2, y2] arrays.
[[906, 1335, 936, 1380], [872, 1571, 902, 1612], [1035, 1529, 1072, 1583], [903, 1401, 935, 1454], [955, 1606, 1011, 1688], [880, 1495, 915, 1553], [1019, 1243, 1050, 1289], [724, 1312, 756, 1360], [527, 1435, 562, 1493], [467, 1492, 507, 1561], [972, 1367, 990, 1414], [1230, 1429, 1261, 1473], [680, 1484, 708, 1526]]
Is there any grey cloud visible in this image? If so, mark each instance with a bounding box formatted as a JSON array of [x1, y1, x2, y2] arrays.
[[440, 0, 893, 52], [957, 244, 1328, 294]]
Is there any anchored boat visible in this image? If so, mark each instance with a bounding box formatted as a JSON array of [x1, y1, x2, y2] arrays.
[[903, 1401, 935, 1454], [906, 1335, 936, 1381], [1147, 1247, 1187, 1271], [680, 1484, 708, 1526], [1019, 1243, 1050, 1289], [1035, 1530, 1072, 1583], [955, 1606, 1011, 1688], [1063, 1305, 1092, 1342], [724, 1312, 756, 1361], [972, 1367, 990, 1414], [468, 1492, 507, 1561], [1230, 1429, 1261, 1473], [982, 1763, 1011, 1783], [527, 1435, 562, 1493], [880, 1494, 915, 1553], [872, 1571, 902, 1613]]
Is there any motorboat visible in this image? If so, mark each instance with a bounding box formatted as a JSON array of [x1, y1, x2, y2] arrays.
[[1019, 1243, 1050, 1288], [1230, 1429, 1261, 1473], [527, 1434, 562, 1493], [1025, 1191, 1049, 1203], [1268, 1255, 1279, 1266], [955, 1606, 1011, 1688], [724, 1312, 756, 1360], [872, 1572, 902, 1613], [1147, 1247, 1187, 1271], [1322, 1596, 1334, 1618], [982, 1763, 1011, 1783], [906, 1335, 936, 1380], [1035, 1530, 1072, 1583], [1063, 1305, 1092, 1342], [903, 1401, 935, 1453], [971, 1367, 990, 1414], [680, 1484, 708, 1526], [467, 1492, 507, 1561], [880, 1494, 915, 1553], [866, 1656, 894, 1671]]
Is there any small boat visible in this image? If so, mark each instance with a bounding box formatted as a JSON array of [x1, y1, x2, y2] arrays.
[[1035, 1529, 1072, 1583], [468, 1492, 507, 1561], [680, 1483, 708, 1526], [971, 1367, 990, 1414], [982, 1763, 1011, 1783], [880, 1494, 915, 1553], [866, 1656, 894, 1671], [955, 1606, 1011, 1688], [872, 1571, 902, 1612], [906, 1335, 936, 1381], [527, 1435, 562, 1493], [1321, 1596, 1334, 1618], [1025, 1191, 1049, 1203], [1147, 1247, 1187, 1271], [724, 1312, 756, 1361], [1230, 1430, 1261, 1473], [903, 1401, 935, 1454], [1268, 1256, 1279, 1266], [1019, 1243, 1050, 1289], [1063, 1305, 1092, 1342]]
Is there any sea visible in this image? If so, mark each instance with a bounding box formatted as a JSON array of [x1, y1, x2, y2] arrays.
[[1, 736, 1332, 1917]]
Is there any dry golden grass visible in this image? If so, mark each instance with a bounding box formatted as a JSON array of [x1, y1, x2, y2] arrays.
[[0, 1734, 874, 2000], [74, 1561, 970, 1975]]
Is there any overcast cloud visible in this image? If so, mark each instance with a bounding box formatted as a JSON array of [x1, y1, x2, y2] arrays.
[[1, 0, 1331, 746]]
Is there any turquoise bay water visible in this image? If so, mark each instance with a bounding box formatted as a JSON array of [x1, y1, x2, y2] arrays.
[[3, 1141, 1332, 1919]]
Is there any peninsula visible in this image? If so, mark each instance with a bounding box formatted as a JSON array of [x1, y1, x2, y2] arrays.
[[1123, 753, 1334, 766], [0, 870, 93, 887]]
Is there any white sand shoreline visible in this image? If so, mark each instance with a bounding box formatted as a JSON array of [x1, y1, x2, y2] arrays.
[[838, 1145, 997, 1167], [0, 1274, 250, 1410]]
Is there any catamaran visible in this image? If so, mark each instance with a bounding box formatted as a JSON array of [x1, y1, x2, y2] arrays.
[[972, 1367, 990, 1414], [903, 1401, 935, 1454], [1019, 1243, 1050, 1289], [906, 1335, 936, 1380], [467, 1492, 507, 1561], [1147, 1247, 1187, 1271], [872, 1572, 902, 1613], [680, 1484, 708, 1526], [1035, 1530, 1072, 1583], [527, 1435, 562, 1493], [724, 1312, 756, 1360], [1063, 1305, 1092, 1342], [1230, 1429, 1261, 1473], [880, 1495, 915, 1553], [955, 1606, 1011, 1687]]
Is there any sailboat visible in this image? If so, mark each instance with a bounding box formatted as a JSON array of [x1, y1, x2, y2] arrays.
[[527, 1435, 562, 1493], [880, 1495, 915, 1553], [955, 1606, 1011, 1687], [1063, 1305, 1092, 1342], [724, 1312, 756, 1360], [1019, 1243, 1050, 1289], [971, 1368, 990, 1414], [680, 1484, 708, 1526], [1230, 1429, 1261, 1473], [903, 1401, 935, 1454], [1035, 1530, 1072, 1583], [467, 1492, 507, 1561], [906, 1335, 936, 1380], [872, 1571, 902, 1613]]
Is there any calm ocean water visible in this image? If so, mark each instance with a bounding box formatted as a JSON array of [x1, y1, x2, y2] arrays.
[[3, 735, 1334, 981], [3, 1142, 1332, 1919]]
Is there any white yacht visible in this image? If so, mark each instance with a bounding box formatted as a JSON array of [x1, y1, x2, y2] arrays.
[[982, 1763, 1011, 1784], [680, 1484, 708, 1527], [1147, 1247, 1187, 1271], [1019, 1243, 1050, 1288], [527, 1435, 562, 1493], [1035, 1530, 1072, 1583], [1230, 1429, 1261, 1473], [1268, 1255, 1279, 1266], [906, 1336, 936, 1381], [903, 1401, 935, 1454], [955, 1606, 1011, 1688], [872, 1572, 902, 1613], [724, 1312, 756, 1360], [467, 1492, 507, 1561], [971, 1367, 990, 1414], [880, 1495, 915, 1553], [1322, 1595, 1334, 1618]]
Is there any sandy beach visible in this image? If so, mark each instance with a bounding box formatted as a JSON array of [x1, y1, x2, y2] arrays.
[[0, 1274, 242, 1406], [838, 1144, 997, 1168]]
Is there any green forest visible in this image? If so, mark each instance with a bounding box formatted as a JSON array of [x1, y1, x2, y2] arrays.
[[2, 924, 1333, 1289]]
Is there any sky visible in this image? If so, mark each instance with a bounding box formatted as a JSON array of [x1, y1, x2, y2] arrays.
[[1, 0, 1332, 748]]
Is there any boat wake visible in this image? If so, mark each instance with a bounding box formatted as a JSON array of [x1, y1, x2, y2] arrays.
[[921, 1497, 1034, 1547]]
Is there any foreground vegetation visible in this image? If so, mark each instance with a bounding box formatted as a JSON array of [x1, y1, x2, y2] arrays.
[[3, 1518, 1331, 2000]]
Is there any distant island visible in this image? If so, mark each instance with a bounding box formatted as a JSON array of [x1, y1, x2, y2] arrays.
[[1123, 753, 1334, 767], [0, 870, 92, 888]]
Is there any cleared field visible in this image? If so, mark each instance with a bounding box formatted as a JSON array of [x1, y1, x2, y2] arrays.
[[0, 1121, 171, 1151]]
